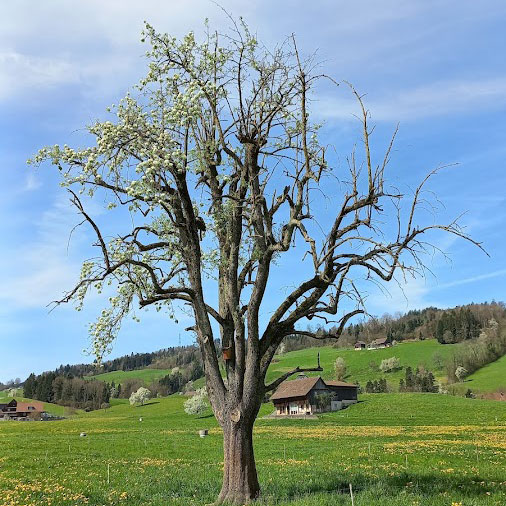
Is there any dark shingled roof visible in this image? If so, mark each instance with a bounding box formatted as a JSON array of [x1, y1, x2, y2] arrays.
[[325, 380, 358, 388], [270, 376, 321, 401], [371, 337, 389, 345]]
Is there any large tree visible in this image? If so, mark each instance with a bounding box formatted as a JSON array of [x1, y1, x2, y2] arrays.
[[31, 21, 481, 504]]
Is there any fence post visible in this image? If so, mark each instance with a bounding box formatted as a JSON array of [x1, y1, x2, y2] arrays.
[[349, 483, 355, 506]]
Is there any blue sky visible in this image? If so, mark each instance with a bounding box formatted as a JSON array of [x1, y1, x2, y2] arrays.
[[1, 1, 505, 382]]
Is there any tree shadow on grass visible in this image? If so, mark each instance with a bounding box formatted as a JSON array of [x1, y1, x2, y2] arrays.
[[137, 401, 160, 407], [196, 413, 215, 419], [264, 471, 495, 502]]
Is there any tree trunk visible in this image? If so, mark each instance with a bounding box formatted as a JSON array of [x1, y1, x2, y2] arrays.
[[216, 419, 260, 504]]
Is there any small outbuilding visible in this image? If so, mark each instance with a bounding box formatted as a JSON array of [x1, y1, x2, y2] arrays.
[[354, 341, 366, 350]]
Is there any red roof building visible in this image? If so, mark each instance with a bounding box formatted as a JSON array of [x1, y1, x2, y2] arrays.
[[0, 399, 45, 420]]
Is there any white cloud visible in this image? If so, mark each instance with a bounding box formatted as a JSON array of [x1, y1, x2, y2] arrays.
[[23, 173, 41, 192], [2, 0, 504, 113], [0, 195, 85, 308], [0, 51, 80, 100], [433, 269, 506, 290], [365, 275, 435, 315], [316, 77, 506, 122]]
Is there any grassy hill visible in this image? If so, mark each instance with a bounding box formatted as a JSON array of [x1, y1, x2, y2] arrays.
[[88, 339, 506, 399], [89, 368, 171, 385], [456, 354, 506, 394], [266, 339, 457, 387], [0, 392, 505, 505], [110, 340, 457, 391]]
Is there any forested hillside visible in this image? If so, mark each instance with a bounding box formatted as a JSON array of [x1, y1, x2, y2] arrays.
[[22, 302, 506, 408], [282, 301, 506, 351]]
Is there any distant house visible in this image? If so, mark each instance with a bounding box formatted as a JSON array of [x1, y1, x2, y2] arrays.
[[368, 337, 391, 349], [0, 399, 45, 420], [354, 341, 366, 350], [271, 376, 358, 416]]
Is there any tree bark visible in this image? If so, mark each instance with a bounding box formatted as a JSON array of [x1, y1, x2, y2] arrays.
[[216, 418, 260, 504]]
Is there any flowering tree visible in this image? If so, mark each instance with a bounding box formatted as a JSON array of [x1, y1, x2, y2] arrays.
[[184, 387, 209, 415], [129, 387, 151, 406], [334, 357, 347, 381], [31, 20, 481, 504], [455, 366, 468, 382], [379, 357, 401, 373]]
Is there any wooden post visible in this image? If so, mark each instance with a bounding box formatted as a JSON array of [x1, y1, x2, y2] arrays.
[[349, 483, 355, 506], [107, 463, 110, 484]]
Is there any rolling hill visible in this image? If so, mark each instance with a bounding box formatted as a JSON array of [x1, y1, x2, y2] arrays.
[[91, 339, 506, 395], [88, 368, 172, 385], [457, 353, 506, 394], [266, 339, 457, 387]]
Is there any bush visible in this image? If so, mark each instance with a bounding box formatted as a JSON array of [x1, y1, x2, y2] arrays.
[[379, 357, 401, 373], [184, 387, 209, 416]]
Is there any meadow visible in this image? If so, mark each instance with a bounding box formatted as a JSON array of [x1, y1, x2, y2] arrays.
[[1, 393, 505, 506], [460, 355, 506, 394], [190, 340, 457, 392], [89, 368, 172, 385]]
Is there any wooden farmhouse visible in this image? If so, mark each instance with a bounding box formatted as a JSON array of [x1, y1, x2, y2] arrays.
[[368, 337, 391, 349], [271, 376, 358, 416], [354, 341, 366, 350], [0, 399, 45, 420]]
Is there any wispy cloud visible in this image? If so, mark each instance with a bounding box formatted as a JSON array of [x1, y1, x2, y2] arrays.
[[433, 269, 506, 290], [0, 195, 84, 308], [317, 77, 506, 121], [0, 51, 80, 100], [23, 173, 41, 191], [317, 77, 506, 122]]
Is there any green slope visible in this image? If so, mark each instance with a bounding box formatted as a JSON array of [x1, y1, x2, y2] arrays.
[[88, 339, 505, 395], [462, 354, 506, 393], [88, 368, 171, 385], [266, 339, 457, 387]]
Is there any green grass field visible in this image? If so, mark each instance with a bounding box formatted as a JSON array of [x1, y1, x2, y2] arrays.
[[459, 355, 506, 394], [0, 393, 505, 506], [266, 340, 458, 387], [89, 368, 172, 385]]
